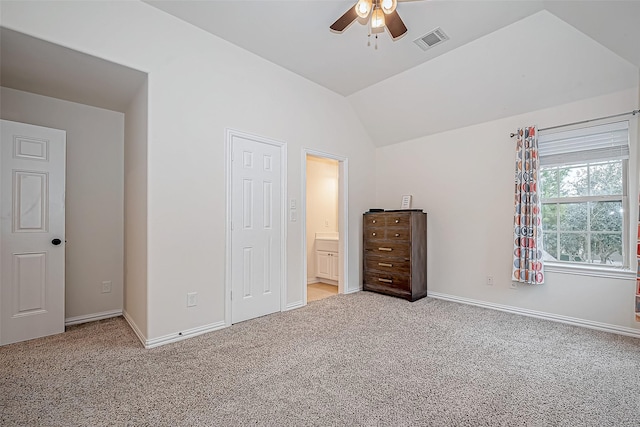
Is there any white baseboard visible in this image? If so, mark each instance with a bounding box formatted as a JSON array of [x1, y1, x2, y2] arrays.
[[344, 286, 361, 295], [123, 310, 147, 347], [309, 278, 340, 286], [123, 311, 228, 349], [65, 309, 122, 326], [428, 291, 640, 339], [285, 300, 305, 311], [144, 321, 227, 349]]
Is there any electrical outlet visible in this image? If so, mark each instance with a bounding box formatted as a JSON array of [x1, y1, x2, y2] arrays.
[[486, 276, 494, 285], [187, 292, 197, 307], [511, 282, 518, 290], [101, 281, 112, 293]]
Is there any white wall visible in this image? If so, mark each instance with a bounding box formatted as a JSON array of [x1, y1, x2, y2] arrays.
[[376, 88, 640, 332], [0, 1, 377, 342], [306, 155, 339, 281], [0, 87, 124, 320], [637, 74, 640, 323], [123, 81, 148, 337]]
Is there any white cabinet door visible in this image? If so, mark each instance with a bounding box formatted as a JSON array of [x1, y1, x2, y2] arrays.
[[316, 251, 331, 280], [316, 250, 339, 281], [329, 253, 339, 282], [1, 120, 66, 346]]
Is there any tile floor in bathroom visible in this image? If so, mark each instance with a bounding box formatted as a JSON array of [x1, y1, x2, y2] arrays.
[[307, 282, 338, 302]]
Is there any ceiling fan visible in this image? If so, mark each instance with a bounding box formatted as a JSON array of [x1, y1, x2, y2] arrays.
[[330, 0, 408, 40]]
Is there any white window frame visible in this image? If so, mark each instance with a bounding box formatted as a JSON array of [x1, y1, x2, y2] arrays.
[[538, 118, 636, 279]]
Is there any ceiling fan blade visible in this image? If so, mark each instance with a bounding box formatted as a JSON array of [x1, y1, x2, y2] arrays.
[[385, 10, 408, 39], [330, 5, 358, 33]]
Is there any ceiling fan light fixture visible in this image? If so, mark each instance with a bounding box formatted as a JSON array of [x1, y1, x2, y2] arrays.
[[371, 7, 385, 29], [380, 0, 397, 14], [355, 0, 373, 19]]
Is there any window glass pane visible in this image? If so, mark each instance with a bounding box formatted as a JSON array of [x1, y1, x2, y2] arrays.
[[589, 233, 623, 266], [590, 201, 623, 232], [558, 203, 587, 231], [559, 165, 588, 197], [559, 233, 587, 262], [543, 232, 558, 260], [541, 204, 557, 231], [540, 168, 558, 199], [589, 161, 623, 196]]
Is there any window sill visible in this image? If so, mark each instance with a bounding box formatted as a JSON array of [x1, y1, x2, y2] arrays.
[[544, 262, 635, 280]]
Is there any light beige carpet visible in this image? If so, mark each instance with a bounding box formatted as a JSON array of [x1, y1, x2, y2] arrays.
[[2, 292, 640, 426]]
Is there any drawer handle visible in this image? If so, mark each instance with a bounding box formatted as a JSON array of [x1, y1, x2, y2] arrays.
[[395, 219, 399, 223], [372, 232, 376, 236], [378, 263, 393, 267], [372, 220, 377, 224], [378, 278, 393, 284], [394, 233, 400, 237], [378, 247, 392, 251]]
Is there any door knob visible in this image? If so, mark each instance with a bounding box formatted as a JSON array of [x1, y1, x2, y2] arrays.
[[51, 238, 62, 246]]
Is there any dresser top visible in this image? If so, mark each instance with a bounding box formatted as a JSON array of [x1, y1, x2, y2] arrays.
[[364, 209, 424, 214]]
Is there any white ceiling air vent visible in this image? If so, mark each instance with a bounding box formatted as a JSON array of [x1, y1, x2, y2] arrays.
[[414, 27, 449, 51]]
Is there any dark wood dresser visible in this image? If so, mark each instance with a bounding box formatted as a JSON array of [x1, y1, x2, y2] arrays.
[[363, 210, 427, 301]]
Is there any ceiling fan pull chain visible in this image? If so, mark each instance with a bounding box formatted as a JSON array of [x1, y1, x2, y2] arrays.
[[375, 34, 378, 50]]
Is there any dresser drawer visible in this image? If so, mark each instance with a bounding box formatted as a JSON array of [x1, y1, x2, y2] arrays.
[[364, 213, 386, 227], [364, 240, 410, 258], [364, 212, 412, 227], [363, 225, 410, 241], [384, 226, 411, 241], [364, 271, 410, 292], [386, 213, 411, 227], [364, 226, 386, 240], [364, 256, 410, 275]]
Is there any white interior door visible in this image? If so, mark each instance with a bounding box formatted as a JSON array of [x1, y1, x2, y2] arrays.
[[231, 134, 283, 324], [1, 120, 66, 346]]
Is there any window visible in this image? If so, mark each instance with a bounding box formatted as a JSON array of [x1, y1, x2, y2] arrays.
[[539, 121, 629, 268]]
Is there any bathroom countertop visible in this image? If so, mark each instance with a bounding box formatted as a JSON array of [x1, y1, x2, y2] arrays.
[[315, 232, 339, 240]]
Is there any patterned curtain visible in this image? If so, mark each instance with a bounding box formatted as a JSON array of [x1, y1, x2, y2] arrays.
[[512, 126, 544, 284]]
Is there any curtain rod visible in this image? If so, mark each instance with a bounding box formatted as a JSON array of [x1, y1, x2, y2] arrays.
[[509, 109, 640, 138]]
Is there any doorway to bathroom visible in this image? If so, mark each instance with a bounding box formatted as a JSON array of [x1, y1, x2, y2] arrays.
[[302, 150, 348, 304]]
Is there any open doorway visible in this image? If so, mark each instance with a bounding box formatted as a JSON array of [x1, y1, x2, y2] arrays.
[[0, 28, 148, 344], [302, 150, 348, 304]]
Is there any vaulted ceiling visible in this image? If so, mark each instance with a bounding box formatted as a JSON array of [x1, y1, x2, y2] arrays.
[[145, 0, 640, 146], [2, 1, 639, 147], [145, 1, 640, 95]]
